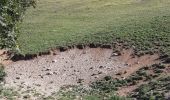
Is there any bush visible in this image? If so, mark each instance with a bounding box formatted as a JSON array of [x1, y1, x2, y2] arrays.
[[0, 0, 36, 50]]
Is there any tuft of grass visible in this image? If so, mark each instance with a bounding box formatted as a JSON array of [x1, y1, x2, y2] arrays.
[[17, 0, 170, 55]]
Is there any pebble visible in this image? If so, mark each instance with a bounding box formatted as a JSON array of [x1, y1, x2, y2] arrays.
[[16, 77, 20, 80], [52, 60, 57, 63]]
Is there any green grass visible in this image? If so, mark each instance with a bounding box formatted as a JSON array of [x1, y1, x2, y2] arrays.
[[18, 0, 170, 54]]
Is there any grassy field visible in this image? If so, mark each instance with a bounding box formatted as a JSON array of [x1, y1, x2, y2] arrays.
[[18, 0, 170, 54]]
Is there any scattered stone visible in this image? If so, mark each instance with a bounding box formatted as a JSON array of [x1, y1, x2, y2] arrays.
[[135, 61, 140, 64], [77, 79, 84, 83], [23, 95, 30, 99], [124, 63, 129, 66], [49, 81, 54, 84], [53, 52, 57, 55], [99, 66, 104, 69], [89, 67, 93, 70], [52, 60, 57, 63], [98, 72, 102, 74], [46, 72, 53, 75], [112, 53, 119, 56], [16, 77, 20, 80], [38, 75, 44, 78], [91, 73, 96, 76], [124, 71, 127, 74], [70, 66, 74, 68], [21, 82, 25, 84], [45, 68, 51, 71], [27, 86, 31, 89], [35, 84, 41, 87], [53, 72, 57, 75], [116, 72, 122, 75]]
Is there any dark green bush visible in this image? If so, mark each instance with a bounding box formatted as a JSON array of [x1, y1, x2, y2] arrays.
[[0, 0, 36, 50]]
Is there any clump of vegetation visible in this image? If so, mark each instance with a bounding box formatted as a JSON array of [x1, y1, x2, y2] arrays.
[[0, 87, 19, 100], [0, 64, 19, 100], [90, 63, 169, 100], [45, 85, 129, 100], [130, 76, 170, 100], [0, 64, 6, 82]]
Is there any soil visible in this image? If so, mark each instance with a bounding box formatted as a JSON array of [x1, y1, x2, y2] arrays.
[[1, 47, 160, 97]]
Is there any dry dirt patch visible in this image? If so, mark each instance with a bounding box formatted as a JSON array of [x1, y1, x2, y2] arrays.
[[3, 47, 159, 96]]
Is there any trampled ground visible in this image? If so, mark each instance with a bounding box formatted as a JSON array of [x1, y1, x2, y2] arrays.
[[18, 0, 170, 55]]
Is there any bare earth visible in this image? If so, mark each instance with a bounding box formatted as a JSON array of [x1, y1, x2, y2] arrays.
[[4, 48, 126, 95], [1, 47, 159, 97]]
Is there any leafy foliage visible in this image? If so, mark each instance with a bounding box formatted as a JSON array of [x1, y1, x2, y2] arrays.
[[0, 0, 36, 50]]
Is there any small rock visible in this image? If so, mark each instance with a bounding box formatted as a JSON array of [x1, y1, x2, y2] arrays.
[[99, 66, 103, 69], [23, 95, 30, 99], [124, 63, 129, 66], [77, 79, 84, 83], [45, 68, 51, 71], [112, 52, 121, 56], [53, 52, 57, 55], [53, 72, 57, 75], [35, 84, 41, 87], [52, 60, 57, 63], [21, 82, 25, 84], [49, 81, 54, 84], [116, 72, 122, 75], [91, 74, 96, 76], [46, 72, 53, 75], [124, 71, 127, 74], [70, 66, 74, 68], [89, 67, 93, 70], [16, 77, 20, 80]]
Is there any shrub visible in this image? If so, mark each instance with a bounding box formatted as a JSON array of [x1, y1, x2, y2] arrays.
[[0, 0, 36, 50]]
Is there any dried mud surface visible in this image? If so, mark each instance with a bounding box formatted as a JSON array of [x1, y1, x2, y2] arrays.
[[2, 47, 159, 96]]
